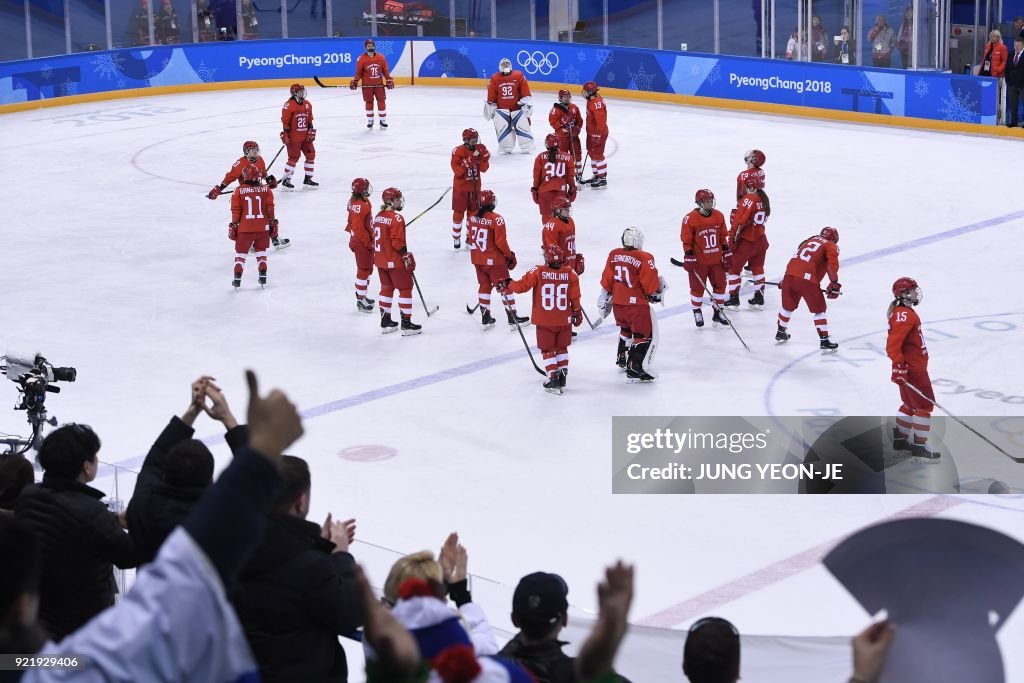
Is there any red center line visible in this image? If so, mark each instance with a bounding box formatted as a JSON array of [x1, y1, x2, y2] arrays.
[[637, 495, 965, 628]]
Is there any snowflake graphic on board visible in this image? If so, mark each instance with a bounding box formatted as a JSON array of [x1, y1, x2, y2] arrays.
[[627, 64, 654, 91], [705, 64, 722, 86], [377, 41, 395, 57], [440, 56, 456, 76], [91, 52, 126, 80], [116, 78, 126, 89], [912, 79, 929, 97], [595, 49, 612, 66], [606, 71, 616, 84], [938, 87, 979, 123], [458, 46, 470, 57], [562, 64, 581, 84], [194, 60, 217, 82], [577, 50, 587, 63], [40, 65, 54, 81], [60, 78, 78, 96], [424, 58, 435, 71]]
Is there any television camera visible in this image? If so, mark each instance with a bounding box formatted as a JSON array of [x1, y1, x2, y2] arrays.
[[1, 351, 77, 455]]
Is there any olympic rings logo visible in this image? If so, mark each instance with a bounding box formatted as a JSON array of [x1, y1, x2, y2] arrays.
[[517, 50, 559, 75]]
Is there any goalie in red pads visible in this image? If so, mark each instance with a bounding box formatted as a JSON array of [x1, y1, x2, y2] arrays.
[[498, 244, 582, 395], [775, 227, 841, 352], [467, 190, 529, 330], [228, 165, 276, 289], [887, 277, 939, 459]]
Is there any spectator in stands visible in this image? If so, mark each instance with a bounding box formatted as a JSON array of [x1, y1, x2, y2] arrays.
[[867, 14, 896, 67], [156, 0, 181, 44], [981, 30, 1008, 77], [241, 0, 259, 39], [1007, 37, 1024, 126], [785, 28, 803, 60], [573, 561, 634, 683], [197, 0, 218, 41], [0, 455, 34, 514], [896, 6, 914, 69], [233, 455, 362, 682], [1, 370, 303, 681], [810, 15, 829, 62], [682, 617, 740, 683], [835, 26, 855, 64], [381, 534, 499, 655], [1013, 16, 1024, 40], [126, 376, 247, 565], [132, 0, 152, 46], [850, 619, 895, 683], [14, 424, 139, 641]]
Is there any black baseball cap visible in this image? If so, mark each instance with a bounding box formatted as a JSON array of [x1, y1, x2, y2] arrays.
[[512, 572, 569, 626]]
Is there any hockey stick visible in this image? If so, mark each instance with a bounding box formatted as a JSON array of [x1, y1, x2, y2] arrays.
[[699, 280, 750, 352], [313, 75, 346, 88], [580, 307, 600, 330], [466, 302, 479, 314], [904, 382, 1024, 463], [405, 188, 452, 228], [499, 298, 547, 376], [743, 277, 840, 296], [411, 273, 440, 317], [578, 149, 591, 183]]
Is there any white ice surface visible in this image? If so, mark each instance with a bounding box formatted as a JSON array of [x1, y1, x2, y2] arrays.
[[4, 86, 1024, 679]]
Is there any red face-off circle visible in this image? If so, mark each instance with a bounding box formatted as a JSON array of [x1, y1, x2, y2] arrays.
[[337, 445, 398, 462]]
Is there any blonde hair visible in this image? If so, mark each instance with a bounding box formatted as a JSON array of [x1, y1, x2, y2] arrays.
[[383, 551, 444, 604], [991, 30, 1003, 41]]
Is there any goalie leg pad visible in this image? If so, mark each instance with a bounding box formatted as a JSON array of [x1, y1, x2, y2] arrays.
[[513, 110, 534, 152], [493, 110, 515, 153]]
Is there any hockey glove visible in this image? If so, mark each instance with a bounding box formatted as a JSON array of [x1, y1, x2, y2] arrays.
[[306, 128, 317, 143], [385, 77, 395, 89], [265, 174, 278, 189], [402, 252, 416, 273], [571, 308, 583, 327], [280, 130, 289, 145], [269, 219, 279, 239], [729, 208, 737, 224], [475, 144, 490, 161], [647, 292, 663, 304], [531, 187, 539, 204], [208, 185, 224, 200], [891, 362, 908, 384], [597, 290, 612, 318], [521, 104, 533, 117], [496, 278, 512, 293], [484, 102, 497, 120], [506, 252, 517, 270], [228, 222, 238, 240], [722, 248, 733, 271], [683, 251, 697, 273], [567, 185, 577, 202], [574, 253, 585, 275], [349, 79, 359, 90], [826, 281, 842, 299]]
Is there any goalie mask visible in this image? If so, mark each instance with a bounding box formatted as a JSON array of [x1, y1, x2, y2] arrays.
[[622, 227, 645, 250], [499, 57, 512, 75]]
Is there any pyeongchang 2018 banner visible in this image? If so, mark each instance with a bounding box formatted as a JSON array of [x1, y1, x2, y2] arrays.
[[0, 36, 997, 125]]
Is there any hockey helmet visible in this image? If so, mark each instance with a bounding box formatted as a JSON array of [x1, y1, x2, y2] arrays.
[[819, 226, 839, 244], [351, 177, 372, 197], [365, 38, 376, 53], [499, 57, 513, 75], [695, 188, 715, 211], [290, 83, 305, 101], [242, 140, 260, 160], [892, 277, 922, 305], [462, 128, 480, 146], [544, 133, 559, 151], [478, 189, 496, 209], [544, 243, 566, 268], [558, 89, 571, 104], [241, 164, 262, 184], [382, 187, 404, 210], [582, 81, 599, 97], [622, 227, 645, 250], [552, 196, 572, 219], [744, 149, 766, 168]]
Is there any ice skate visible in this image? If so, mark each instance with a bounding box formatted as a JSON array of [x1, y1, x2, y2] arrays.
[[712, 308, 730, 327], [232, 273, 241, 290], [453, 238, 461, 251], [367, 120, 374, 129], [625, 367, 656, 383], [281, 177, 294, 190], [380, 310, 399, 334], [911, 442, 941, 462], [506, 310, 530, 330], [272, 237, 291, 251], [481, 309, 496, 330], [616, 339, 628, 371], [819, 337, 839, 354], [724, 292, 740, 311], [379, 120, 388, 128], [775, 326, 791, 344], [401, 316, 422, 336], [590, 176, 608, 189], [357, 298, 375, 314], [303, 175, 319, 189], [543, 374, 563, 395], [693, 309, 705, 328], [558, 368, 567, 389], [747, 290, 764, 310], [258, 272, 267, 288], [892, 428, 911, 452]]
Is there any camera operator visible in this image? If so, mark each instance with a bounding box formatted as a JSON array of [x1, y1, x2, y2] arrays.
[[14, 424, 139, 641], [126, 376, 249, 565]]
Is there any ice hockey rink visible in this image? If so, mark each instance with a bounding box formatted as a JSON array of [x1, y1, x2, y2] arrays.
[[5, 84, 1024, 679]]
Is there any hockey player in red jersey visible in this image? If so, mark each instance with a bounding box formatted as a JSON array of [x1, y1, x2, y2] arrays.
[[498, 244, 582, 395], [887, 277, 939, 459], [450, 128, 490, 250], [346, 177, 376, 314], [532, 134, 576, 220], [280, 84, 318, 189], [598, 228, 666, 382], [736, 149, 766, 201], [208, 140, 290, 250], [467, 190, 530, 330], [350, 38, 394, 129], [775, 227, 841, 352], [372, 187, 421, 336], [581, 81, 609, 188], [229, 165, 276, 289], [681, 189, 731, 328], [541, 197, 584, 275], [548, 89, 584, 180], [485, 57, 534, 154], [726, 174, 770, 310]]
